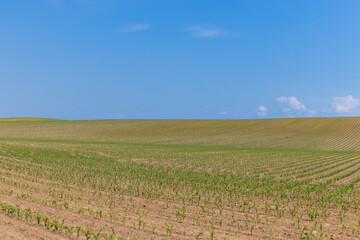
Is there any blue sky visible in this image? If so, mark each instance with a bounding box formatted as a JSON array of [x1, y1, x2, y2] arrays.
[[1, 0, 360, 119]]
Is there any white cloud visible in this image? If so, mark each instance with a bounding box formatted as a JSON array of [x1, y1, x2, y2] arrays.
[[122, 23, 151, 32], [257, 106, 268, 116], [276, 96, 316, 115], [276, 96, 307, 111], [307, 109, 317, 115], [220, 111, 227, 115], [331, 95, 360, 114], [186, 26, 224, 38]]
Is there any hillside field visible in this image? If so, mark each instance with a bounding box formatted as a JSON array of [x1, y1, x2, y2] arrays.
[[1, 118, 360, 239]]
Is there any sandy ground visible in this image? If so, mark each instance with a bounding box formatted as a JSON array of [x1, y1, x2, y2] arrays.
[[0, 211, 71, 240]]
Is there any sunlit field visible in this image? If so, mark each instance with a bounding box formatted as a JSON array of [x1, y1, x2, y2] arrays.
[[1, 118, 360, 239]]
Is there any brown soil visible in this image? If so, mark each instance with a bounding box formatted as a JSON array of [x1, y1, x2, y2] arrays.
[[2, 154, 360, 239], [0, 211, 72, 240]]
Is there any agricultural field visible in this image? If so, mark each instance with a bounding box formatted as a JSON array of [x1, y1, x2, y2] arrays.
[[1, 118, 360, 239]]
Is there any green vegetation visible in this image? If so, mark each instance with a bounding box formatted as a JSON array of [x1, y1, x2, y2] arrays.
[[1, 117, 360, 239]]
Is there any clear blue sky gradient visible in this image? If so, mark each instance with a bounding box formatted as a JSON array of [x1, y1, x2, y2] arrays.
[[1, 0, 360, 119]]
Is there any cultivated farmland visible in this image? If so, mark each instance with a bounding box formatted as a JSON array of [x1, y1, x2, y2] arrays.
[[1, 118, 360, 239]]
